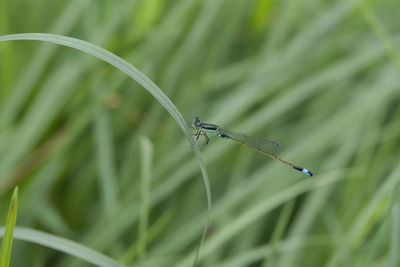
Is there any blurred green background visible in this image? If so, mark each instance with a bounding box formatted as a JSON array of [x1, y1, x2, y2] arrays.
[[1, 0, 400, 266]]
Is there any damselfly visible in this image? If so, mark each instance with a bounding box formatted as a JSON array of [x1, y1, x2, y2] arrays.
[[192, 117, 313, 176]]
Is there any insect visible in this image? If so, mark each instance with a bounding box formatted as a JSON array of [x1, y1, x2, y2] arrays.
[[192, 117, 313, 176]]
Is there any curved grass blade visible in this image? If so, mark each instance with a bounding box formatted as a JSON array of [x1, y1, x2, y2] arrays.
[[0, 33, 211, 267], [0, 227, 125, 267]]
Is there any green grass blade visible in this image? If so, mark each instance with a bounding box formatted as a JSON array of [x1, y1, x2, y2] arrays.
[[94, 108, 119, 215], [0, 33, 211, 267], [0, 227, 125, 267], [138, 136, 153, 265], [0, 187, 18, 267]]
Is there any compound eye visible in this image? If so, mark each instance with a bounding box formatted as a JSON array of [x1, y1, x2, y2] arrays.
[[194, 117, 201, 126]]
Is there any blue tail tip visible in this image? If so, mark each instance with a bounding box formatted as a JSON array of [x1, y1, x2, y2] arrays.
[[293, 166, 313, 176], [302, 168, 313, 176]]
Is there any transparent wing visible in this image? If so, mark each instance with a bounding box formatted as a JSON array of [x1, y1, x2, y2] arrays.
[[219, 128, 281, 154], [217, 127, 313, 176]]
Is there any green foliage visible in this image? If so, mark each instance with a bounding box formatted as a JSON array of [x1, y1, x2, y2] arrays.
[[1, 0, 400, 266], [0, 187, 18, 267]]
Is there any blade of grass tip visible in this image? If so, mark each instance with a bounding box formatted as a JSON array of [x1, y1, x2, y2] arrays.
[[0, 33, 211, 266], [0, 227, 126, 267], [0, 187, 18, 267], [138, 136, 153, 266]]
